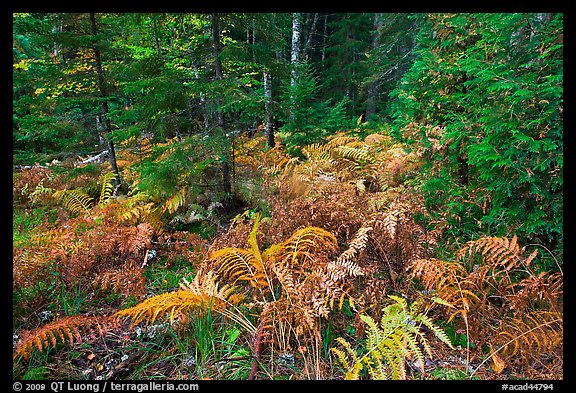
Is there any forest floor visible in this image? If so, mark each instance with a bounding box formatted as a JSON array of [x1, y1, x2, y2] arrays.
[[12, 131, 563, 381]]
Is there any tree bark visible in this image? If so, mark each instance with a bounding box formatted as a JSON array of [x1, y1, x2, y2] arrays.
[[303, 13, 318, 61], [290, 13, 302, 121], [263, 69, 274, 148], [211, 13, 232, 199], [365, 13, 384, 121], [89, 13, 121, 191]]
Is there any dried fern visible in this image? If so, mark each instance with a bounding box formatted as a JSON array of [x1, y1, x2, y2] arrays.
[[14, 316, 113, 361], [497, 310, 563, 359], [327, 226, 370, 281], [114, 271, 244, 327]]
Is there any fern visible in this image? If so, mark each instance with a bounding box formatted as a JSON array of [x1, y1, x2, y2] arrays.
[[53, 189, 94, 214], [332, 295, 453, 380], [327, 226, 370, 281], [336, 145, 375, 164], [497, 310, 563, 358], [115, 271, 244, 327], [98, 172, 117, 207], [163, 188, 186, 215], [13, 316, 112, 361]]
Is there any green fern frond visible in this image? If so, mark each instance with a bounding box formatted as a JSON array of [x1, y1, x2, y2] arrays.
[[332, 296, 453, 380], [336, 145, 375, 164]]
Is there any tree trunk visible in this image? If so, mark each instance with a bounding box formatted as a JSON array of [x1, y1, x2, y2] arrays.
[[290, 13, 302, 122], [211, 13, 232, 199], [263, 69, 274, 148], [152, 15, 163, 59], [89, 13, 121, 191], [303, 13, 318, 61], [321, 14, 328, 69], [365, 13, 384, 121]]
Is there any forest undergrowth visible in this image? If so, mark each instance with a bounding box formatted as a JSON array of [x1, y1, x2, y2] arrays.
[[12, 130, 562, 381]]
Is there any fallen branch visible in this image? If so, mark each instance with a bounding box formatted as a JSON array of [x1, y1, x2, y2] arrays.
[[77, 150, 109, 166]]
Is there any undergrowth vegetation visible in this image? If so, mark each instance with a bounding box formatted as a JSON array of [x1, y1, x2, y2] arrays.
[[13, 129, 562, 380]]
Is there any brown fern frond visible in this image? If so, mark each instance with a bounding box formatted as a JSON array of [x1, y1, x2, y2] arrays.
[[457, 236, 524, 271], [93, 265, 146, 299], [507, 271, 563, 313], [14, 316, 113, 361], [408, 258, 479, 316], [126, 223, 154, 254], [327, 226, 371, 281]]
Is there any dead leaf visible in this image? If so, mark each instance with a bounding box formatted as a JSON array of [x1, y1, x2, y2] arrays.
[[87, 353, 96, 361], [490, 351, 506, 374]]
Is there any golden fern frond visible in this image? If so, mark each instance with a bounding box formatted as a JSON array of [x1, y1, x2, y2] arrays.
[[210, 248, 268, 288], [302, 143, 332, 161], [114, 290, 204, 326], [497, 310, 563, 358], [273, 226, 338, 264], [335, 145, 375, 164], [332, 337, 364, 379], [53, 189, 94, 214], [163, 188, 186, 215], [326, 135, 361, 149], [14, 316, 112, 361], [408, 258, 479, 318], [115, 272, 243, 327], [98, 172, 117, 207]]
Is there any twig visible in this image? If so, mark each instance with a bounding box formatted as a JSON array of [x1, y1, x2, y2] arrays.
[[105, 349, 146, 379]]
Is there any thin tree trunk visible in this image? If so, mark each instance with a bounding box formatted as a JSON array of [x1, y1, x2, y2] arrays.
[[290, 13, 302, 122], [303, 13, 318, 61], [263, 69, 274, 148], [366, 13, 384, 121], [211, 13, 232, 199], [89, 13, 121, 191], [321, 14, 328, 69], [152, 15, 163, 59], [192, 61, 209, 130]]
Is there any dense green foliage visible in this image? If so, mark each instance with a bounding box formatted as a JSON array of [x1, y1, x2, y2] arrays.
[[390, 13, 562, 259]]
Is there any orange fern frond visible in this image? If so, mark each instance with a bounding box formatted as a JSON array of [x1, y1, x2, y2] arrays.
[[14, 316, 112, 361]]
